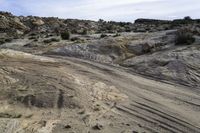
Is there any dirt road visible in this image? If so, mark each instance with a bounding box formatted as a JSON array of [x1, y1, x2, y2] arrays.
[[0, 49, 200, 133]]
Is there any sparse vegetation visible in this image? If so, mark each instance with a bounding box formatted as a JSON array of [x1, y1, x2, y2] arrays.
[[0, 39, 5, 45], [0, 38, 13, 45], [175, 28, 195, 45], [70, 37, 80, 41], [45, 34, 54, 38], [0, 112, 22, 118], [100, 34, 108, 38], [29, 36, 38, 40], [71, 29, 79, 34], [81, 29, 88, 35], [43, 38, 60, 43], [61, 31, 70, 40], [71, 37, 85, 43], [29, 33, 37, 36], [113, 33, 121, 37], [33, 39, 38, 42], [5, 38, 12, 42]]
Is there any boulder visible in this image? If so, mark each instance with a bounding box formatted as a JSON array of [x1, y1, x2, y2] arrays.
[[32, 19, 45, 26]]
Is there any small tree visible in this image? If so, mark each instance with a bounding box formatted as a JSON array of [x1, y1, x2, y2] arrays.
[[98, 19, 104, 23], [61, 31, 70, 40], [184, 16, 192, 21]]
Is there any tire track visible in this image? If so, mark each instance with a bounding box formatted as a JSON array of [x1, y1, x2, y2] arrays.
[[61, 57, 200, 133]]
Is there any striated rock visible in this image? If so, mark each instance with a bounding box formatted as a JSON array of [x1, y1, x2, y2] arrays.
[[126, 41, 151, 55], [122, 45, 200, 88], [47, 38, 127, 63]]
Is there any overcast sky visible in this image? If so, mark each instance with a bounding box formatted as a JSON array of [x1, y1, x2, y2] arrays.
[[0, 0, 200, 22]]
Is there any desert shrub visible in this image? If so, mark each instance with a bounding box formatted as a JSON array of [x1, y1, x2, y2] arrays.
[[175, 28, 195, 45], [70, 37, 80, 41], [5, 38, 12, 42], [0, 38, 12, 45], [24, 42, 36, 47], [0, 112, 22, 118], [33, 39, 38, 42], [71, 37, 85, 43], [43, 39, 51, 43], [192, 28, 200, 36], [113, 33, 121, 37], [61, 31, 70, 40], [71, 29, 78, 34], [51, 38, 60, 42], [29, 36, 38, 40], [125, 29, 132, 32], [81, 29, 88, 35], [43, 38, 60, 43], [13, 36, 20, 39], [29, 33, 37, 36], [0, 39, 5, 45], [100, 34, 108, 38], [108, 30, 115, 33], [45, 34, 55, 38], [164, 27, 170, 30]]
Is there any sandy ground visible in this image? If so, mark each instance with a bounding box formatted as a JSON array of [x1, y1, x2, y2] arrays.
[[0, 49, 200, 133]]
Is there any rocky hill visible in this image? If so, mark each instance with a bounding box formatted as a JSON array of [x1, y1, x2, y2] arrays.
[[0, 11, 134, 38], [1, 11, 200, 38]]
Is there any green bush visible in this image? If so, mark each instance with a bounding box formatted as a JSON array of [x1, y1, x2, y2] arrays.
[[175, 28, 195, 45], [61, 31, 70, 40]]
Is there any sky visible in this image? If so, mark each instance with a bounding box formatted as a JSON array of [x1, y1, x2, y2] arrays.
[[0, 0, 200, 22]]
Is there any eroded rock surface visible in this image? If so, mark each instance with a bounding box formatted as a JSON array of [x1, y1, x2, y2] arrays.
[[0, 11, 200, 133], [0, 49, 200, 133]]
